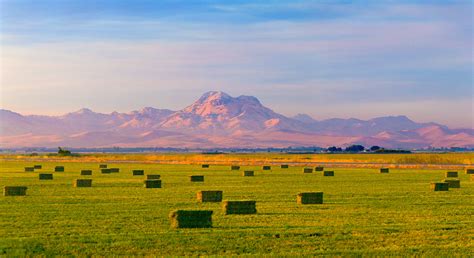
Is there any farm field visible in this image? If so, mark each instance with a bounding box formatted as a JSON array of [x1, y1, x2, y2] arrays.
[[1, 155, 474, 256]]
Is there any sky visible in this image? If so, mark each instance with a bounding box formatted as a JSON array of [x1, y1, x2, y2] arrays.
[[0, 0, 472, 128]]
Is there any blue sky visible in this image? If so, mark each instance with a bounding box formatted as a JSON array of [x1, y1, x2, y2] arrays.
[[0, 0, 472, 127]]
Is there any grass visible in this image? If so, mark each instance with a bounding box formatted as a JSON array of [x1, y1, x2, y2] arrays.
[[1, 155, 473, 256]]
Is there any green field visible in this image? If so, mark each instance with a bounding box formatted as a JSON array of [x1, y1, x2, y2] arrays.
[[1, 158, 473, 256]]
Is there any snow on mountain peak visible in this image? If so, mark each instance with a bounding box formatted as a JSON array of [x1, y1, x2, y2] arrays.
[[183, 91, 260, 117]]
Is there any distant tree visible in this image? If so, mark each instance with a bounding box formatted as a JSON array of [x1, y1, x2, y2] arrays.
[[345, 145, 365, 152], [58, 147, 72, 156], [370, 146, 381, 151], [327, 146, 343, 152]]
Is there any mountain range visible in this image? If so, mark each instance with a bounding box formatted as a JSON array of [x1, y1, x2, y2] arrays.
[[1, 91, 473, 149]]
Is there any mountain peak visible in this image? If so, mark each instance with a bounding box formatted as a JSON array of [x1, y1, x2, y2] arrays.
[[371, 115, 413, 123], [132, 107, 174, 118], [198, 91, 232, 102], [183, 91, 265, 117], [292, 113, 316, 124], [139, 107, 160, 114], [184, 91, 239, 116], [73, 108, 95, 115]]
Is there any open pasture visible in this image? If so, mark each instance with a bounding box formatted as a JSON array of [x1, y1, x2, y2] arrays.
[[0, 158, 473, 256]]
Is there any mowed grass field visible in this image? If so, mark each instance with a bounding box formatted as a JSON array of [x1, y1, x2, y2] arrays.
[[1, 158, 473, 256]]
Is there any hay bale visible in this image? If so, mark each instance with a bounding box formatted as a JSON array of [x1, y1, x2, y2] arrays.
[[323, 171, 334, 176], [262, 165, 271, 170], [445, 171, 458, 178], [281, 164, 289, 169], [24, 167, 34, 172], [109, 168, 120, 173], [33, 165, 42, 169], [169, 210, 213, 228], [380, 168, 389, 173], [303, 167, 313, 173], [223, 200, 257, 215], [315, 166, 324, 171], [297, 192, 323, 204], [3, 186, 27, 196], [430, 182, 449, 191], [147, 174, 161, 180], [243, 170, 254, 177], [39, 173, 53, 180], [190, 175, 204, 182], [74, 179, 92, 187], [132, 170, 144, 176], [231, 165, 240, 170], [202, 164, 210, 168], [144, 179, 162, 188], [101, 168, 112, 174], [81, 170, 92, 176], [465, 168, 474, 174], [99, 164, 107, 168], [443, 179, 460, 188], [54, 166, 64, 172], [197, 191, 223, 202]]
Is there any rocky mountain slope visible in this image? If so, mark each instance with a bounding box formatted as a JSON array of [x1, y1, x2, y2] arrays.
[[1, 91, 473, 148]]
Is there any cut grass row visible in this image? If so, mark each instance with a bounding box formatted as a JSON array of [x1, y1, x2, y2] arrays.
[[2, 152, 474, 166]]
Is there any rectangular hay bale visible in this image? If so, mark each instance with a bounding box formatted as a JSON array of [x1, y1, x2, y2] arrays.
[[169, 210, 213, 228], [55, 166, 65, 172], [223, 200, 257, 215], [262, 165, 271, 170], [99, 164, 107, 168], [74, 179, 92, 187], [133, 170, 144, 176], [380, 168, 389, 173], [297, 192, 323, 204], [243, 170, 254, 177], [303, 167, 313, 173], [101, 168, 112, 174], [281, 164, 289, 169], [190, 175, 204, 182], [39, 173, 53, 180], [3, 186, 27, 196], [315, 166, 324, 171], [202, 164, 210, 168], [446, 171, 458, 178], [109, 168, 120, 173], [147, 174, 161, 180], [430, 182, 449, 191], [323, 171, 335, 176], [231, 165, 240, 170], [197, 191, 223, 202], [24, 167, 34, 172], [465, 168, 474, 174], [34, 165, 42, 169], [443, 179, 460, 188], [81, 170, 92, 176], [144, 179, 162, 188]]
